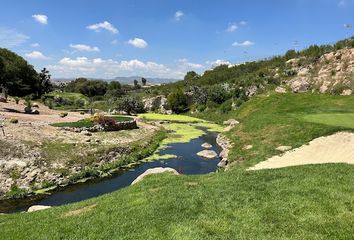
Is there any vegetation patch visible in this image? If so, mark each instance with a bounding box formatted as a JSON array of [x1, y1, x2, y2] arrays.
[[139, 113, 206, 123]]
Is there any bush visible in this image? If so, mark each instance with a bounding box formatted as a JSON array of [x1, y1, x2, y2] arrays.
[[80, 111, 85, 115], [116, 96, 145, 115], [14, 97, 19, 104], [10, 118, 18, 124], [220, 100, 232, 113], [167, 89, 188, 113], [208, 85, 228, 104], [59, 112, 68, 118]]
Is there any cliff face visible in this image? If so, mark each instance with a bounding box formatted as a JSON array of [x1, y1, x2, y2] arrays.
[[285, 48, 354, 95]]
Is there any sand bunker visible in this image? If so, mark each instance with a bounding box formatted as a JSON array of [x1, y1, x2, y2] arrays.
[[249, 132, 354, 170]]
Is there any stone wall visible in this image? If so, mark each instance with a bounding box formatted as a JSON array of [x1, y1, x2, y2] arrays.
[[61, 120, 138, 133]]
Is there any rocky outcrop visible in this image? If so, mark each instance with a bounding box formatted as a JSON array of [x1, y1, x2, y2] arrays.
[[143, 95, 170, 114], [216, 134, 232, 168], [285, 48, 354, 94], [197, 150, 218, 159], [131, 167, 179, 185]]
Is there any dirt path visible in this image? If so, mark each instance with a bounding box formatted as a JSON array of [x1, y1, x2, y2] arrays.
[[249, 132, 354, 170], [0, 99, 85, 123]]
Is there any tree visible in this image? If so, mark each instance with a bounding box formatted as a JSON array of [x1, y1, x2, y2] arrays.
[[167, 89, 188, 113], [209, 85, 227, 104], [38, 68, 53, 96], [0, 48, 40, 97], [184, 71, 199, 82], [141, 77, 147, 86], [116, 96, 144, 115], [80, 80, 108, 97], [133, 79, 138, 87]]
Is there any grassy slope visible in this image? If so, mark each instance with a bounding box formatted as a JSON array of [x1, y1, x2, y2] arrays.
[[1, 93, 354, 239], [193, 93, 354, 168]]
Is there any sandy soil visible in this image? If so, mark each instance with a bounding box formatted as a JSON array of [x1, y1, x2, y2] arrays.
[[249, 132, 354, 170], [0, 99, 85, 124]]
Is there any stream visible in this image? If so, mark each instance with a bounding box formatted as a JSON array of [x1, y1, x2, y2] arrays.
[[0, 127, 221, 213]]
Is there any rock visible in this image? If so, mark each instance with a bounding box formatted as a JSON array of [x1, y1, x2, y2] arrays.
[[24, 106, 32, 113], [243, 145, 253, 150], [341, 89, 352, 96], [143, 95, 168, 113], [275, 86, 287, 93], [31, 109, 39, 114], [197, 150, 218, 159], [223, 126, 233, 132], [32, 103, 39, 108], [201, 143, 212, 149], [217, 159, 228, 168], [276, 146, 292, 152], [223, 119, 239, 126], [85, 139, 91, 143], [81, 130, 92, 136], [0, 97, 7, 103], [27, 205, 51, 212], [289, 78, 310, 93], [131, 167, 179, 185], [245, 85, 258, 97]]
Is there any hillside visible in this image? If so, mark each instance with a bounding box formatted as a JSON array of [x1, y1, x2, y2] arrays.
[[155, 37, 354, 97], [1, 93, 353, 239]]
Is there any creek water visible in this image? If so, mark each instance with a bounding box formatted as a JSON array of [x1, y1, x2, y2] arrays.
[[0, 128, 221, 213]]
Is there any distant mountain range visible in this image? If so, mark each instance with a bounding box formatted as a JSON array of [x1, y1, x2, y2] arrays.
[[52, 76, 180, 85]]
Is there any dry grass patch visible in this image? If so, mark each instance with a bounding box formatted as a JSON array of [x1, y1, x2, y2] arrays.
[[62, 204, 97, 217]]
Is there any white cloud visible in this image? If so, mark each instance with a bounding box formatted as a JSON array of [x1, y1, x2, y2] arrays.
[[69, 44, 100, 52], [48, 57, 183, 78], [111, 39, 118, 45], [175, 10, 184, 21], [239, 21, 247, 25], [0, 28, 29, 47], [31, 43, 40, 47], [127, 38, 148, 48], [206, 59, 231, 67], [25, 51, 49, 60], [32, 14, 48, 24], [87, 21, 118, 34], [232, 40, 254, 47], [177, 58, 203, 69], [226, 23, 238, 32]]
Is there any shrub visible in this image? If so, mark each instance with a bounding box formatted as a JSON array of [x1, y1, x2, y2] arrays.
[[59, 112, 68, 118], [80, 111, 85, 115], [208, 85, 227, 104], [14, 97, 20, 104], [167, 89, 188, 113], [10, 118, 18, 124], [220, 100, 232, 113], [116, 96, 145, 115]]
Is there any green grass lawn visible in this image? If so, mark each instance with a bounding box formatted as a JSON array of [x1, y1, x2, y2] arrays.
[[302, 113, 354, 129], [1, 93, 354, 239]]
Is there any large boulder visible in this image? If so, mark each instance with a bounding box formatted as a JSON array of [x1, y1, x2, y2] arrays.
[[131, 167, 179, 185], [341, 89, 353, 96], [197, 150, 218, 159], [289, 78, 310, 93], [27, 205, 51, 212]]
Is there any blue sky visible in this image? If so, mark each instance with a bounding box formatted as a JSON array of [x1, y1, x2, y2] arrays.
[[0, 0, 353, 79]]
